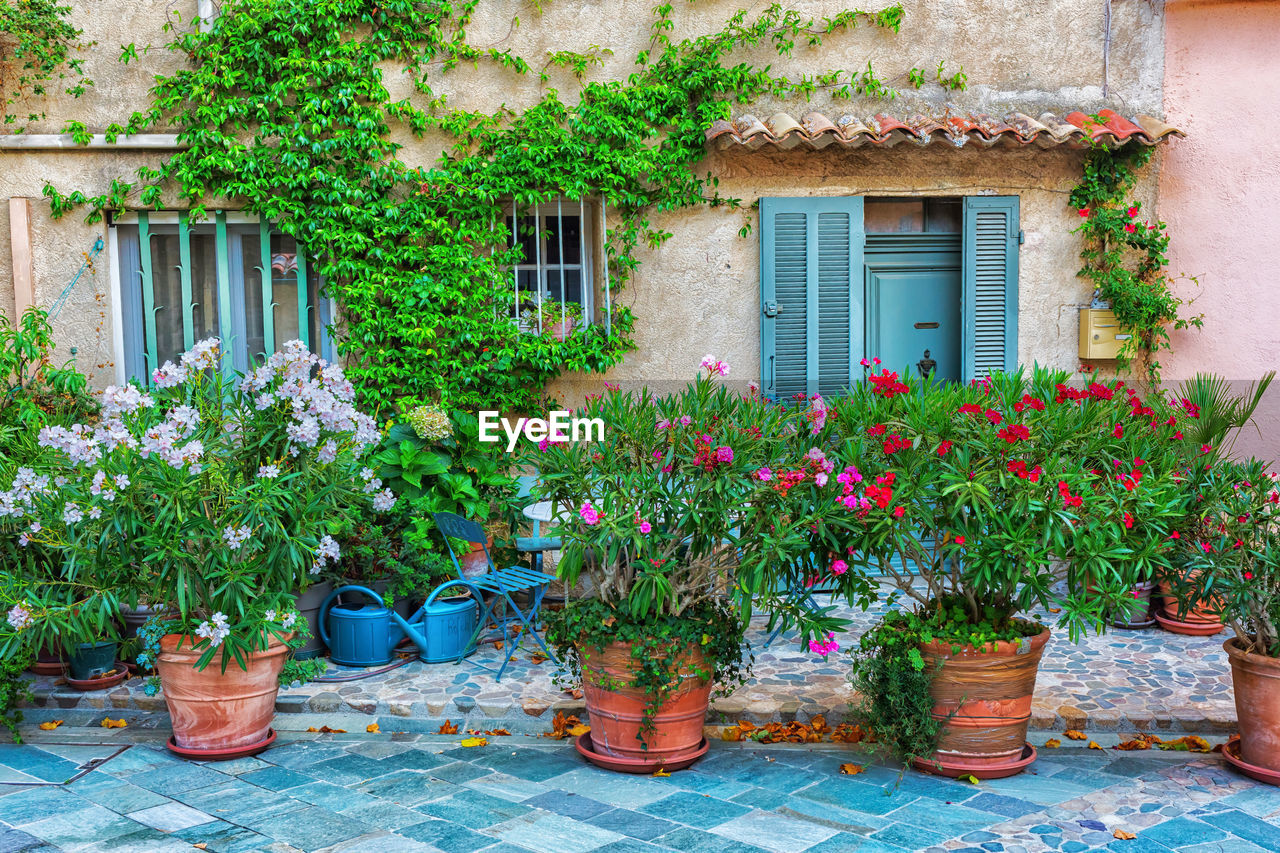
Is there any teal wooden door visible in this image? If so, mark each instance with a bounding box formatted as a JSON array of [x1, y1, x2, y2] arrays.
[[865, 236, 962, 382]]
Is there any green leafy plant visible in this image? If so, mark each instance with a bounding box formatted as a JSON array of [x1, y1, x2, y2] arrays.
[[42, 0, 918, 414], [1171, 372, 1274, 462], [0, 0, 92, 127], [1070, 126, 1203, 380], [0, 339, 389, 674]]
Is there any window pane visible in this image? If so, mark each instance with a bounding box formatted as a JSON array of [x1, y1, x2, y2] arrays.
[[544, 214, 582, 265], [511, 215, 538, 263], [546, 268, 583, 306], [270, 234, 303, 345], [147, 231, 217, 367], [864, 199, 924, 233], [239, 230, 267, 363], [925, 199, 962, 233]]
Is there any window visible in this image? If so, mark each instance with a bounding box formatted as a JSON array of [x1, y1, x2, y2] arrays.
[[759, 195, 1018, 400], [113, 211, 332, 383], [507, 200, 603, 335]]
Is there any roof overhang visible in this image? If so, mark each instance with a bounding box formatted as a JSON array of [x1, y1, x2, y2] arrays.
[[706, 108, 1181, 151]]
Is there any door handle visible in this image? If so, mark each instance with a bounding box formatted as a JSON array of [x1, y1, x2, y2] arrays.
[[763, 301, 783, 317]]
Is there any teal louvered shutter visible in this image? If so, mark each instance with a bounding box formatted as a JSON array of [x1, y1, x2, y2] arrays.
[[962, 196, 1019, 382], [760, 197, 864, 401]]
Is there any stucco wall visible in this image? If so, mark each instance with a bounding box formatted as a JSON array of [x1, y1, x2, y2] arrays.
[[1159, 0, 1280, 464], [2, 0, 1169, 398]]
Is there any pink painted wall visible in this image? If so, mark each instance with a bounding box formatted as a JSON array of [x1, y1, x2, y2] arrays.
[[1160, 0, 1280, 464]]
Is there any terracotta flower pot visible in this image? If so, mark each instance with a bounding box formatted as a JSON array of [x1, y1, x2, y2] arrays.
[[913, 626, 1050, 778], [580, 641, 712, 770], [1224, 638, 1280, 781], [458, 538, 492, 579], [1156, 576, 1223, 635], [155, 633, 290, 752]]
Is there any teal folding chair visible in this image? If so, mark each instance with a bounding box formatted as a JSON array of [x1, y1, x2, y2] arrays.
[[514, 474, 562, 576], [433, 511, 558, 682]]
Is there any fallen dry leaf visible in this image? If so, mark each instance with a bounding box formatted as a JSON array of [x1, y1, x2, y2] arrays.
[[566, 724, 590, 737], [306, 726, 347, 733], [1043, 738, 1061, 748], [38, 720, 63, 731], [193, 844, 208, 850], [652, 768, 670, 777], [831, 723, 872, 744], [809, 714, 829, 735], [721, 726, 743, 742], [460, 737, 487, 748], [1115, 734, 1161, 751], [1113, 829, 1136, 840], [100, 718, 127, 729], [366, 723, 380, 734], [564, 688, 584, 699], [1155, 735, 1211, 753], [485, 728, 512, 737], [1064, 729, 1087, 741], [1088, 741, 1102, 750], [438, 720, 459, 735], [530, 654, 548, 665], [839, 763, 865, 775], [493, 641, 504, 651], [544, 711, 586, 740]]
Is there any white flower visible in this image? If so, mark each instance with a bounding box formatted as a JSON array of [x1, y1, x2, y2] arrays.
[[62, 502, 84, 524], [194, 613, 230, 647], [170, 405, 201, 433], [152, 361, 189, 388], [372, 489, 396, 512], [180, 338, 221, 371], [222, 524, 252, 549], [281, 612, 297, 629], [360, 467, 375, 482], [315, 534, 341, 564], [362, 477, 383, 494], [114, 474, 130, 489], [257, 464, 281, 480], [88, 506, 102, 519], [264, 609, 277, 622], [6, 604, 33, 630]]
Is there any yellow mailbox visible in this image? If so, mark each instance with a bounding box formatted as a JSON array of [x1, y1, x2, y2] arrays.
[[1078, 308, 1131, 360]]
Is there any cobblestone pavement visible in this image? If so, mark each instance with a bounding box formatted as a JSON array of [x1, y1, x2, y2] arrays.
[[26, 598, 1236, 735], [0, 725, 1275, 853]]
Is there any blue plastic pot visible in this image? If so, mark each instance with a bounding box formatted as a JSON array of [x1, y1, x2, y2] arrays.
[[68, 641, 117, 680]]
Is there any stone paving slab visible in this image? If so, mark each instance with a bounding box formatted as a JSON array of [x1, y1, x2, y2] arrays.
[[0, 724, 1275, 853], [20, 596, 1236, 735]]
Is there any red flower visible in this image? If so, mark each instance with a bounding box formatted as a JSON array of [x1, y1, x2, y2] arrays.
[[1199, 444, 1213, 455], [1244, 571, 1254, 580], [1127, 206, 1138, 217], [893, 506, 905, 518], [937, 440, 953, 456], [958, 404, 984, 415], [868, 370, 909, 398], [1078, 208, 1090, 217], [1112, 424, 1124, 439], [1123, 512, 1134, 529], [997, 424, 1030, 444], [955, 535, 966, 545], [1173, 431, 1184, 440], [985, 409, 1003, 425], [866, 424, 887, 437], [1169, 532, 1180, 540], [1201, 542, 1213, 554], [1124, 223, 1136, 234]]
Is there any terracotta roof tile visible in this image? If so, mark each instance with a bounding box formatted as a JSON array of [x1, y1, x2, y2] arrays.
[[707, 109, 1181, 151]]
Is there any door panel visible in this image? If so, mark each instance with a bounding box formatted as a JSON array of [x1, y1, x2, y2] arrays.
[[866, 264, 962, 382]]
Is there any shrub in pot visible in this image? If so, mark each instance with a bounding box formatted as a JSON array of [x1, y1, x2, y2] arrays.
[[1177, 458, 1280, 783], [531, 358, 843, 771], [818, 368, 1183, 777], [0, 339, 389, 757]]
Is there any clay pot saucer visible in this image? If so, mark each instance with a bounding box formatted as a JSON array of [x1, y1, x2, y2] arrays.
[[1154, 611, 1223, 636], [1112, 616, 1157, 630], [575, 731, 708, 774], [64, 665, 129, 692], [913, 743, 1037, 780], [1222, 736, 1280, 786], [166, 728, 277, 761], [28, 660, 65, 677]]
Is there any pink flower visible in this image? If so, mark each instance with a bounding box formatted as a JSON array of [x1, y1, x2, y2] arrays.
[[679, 416, 691, 426], [580, 501, 601, 526], [859, 358, 871, 367], [1127, 206, 1138, 217], [893, 506, 905, 518], [809, 632, 839, 657], [755, 467, 773, 481], [715, 446, 733, 463], [815, 473, 828, 487], [1124, 223, 1136, 234], [639, 521, 652, 534], [831, 559, 848, 575]]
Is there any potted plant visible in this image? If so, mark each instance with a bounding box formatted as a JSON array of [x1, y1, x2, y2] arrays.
[[821, 367, 1181, 778], [531, 357, 841, 772], [520, 301, 583, 341], [0, 338, 389, 758], [1178, 458, 1280, 784]]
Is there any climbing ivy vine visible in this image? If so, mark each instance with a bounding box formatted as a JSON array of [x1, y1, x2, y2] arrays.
[[44, 0, 909, 415], [0, 0, 92, 128], [1069, 133, 1201, 383]]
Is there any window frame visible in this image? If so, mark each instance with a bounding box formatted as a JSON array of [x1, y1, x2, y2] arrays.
[[109, 210, 334, 384], [505, 199, 598, 334]]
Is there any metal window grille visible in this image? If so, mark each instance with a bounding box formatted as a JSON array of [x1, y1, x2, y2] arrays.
[[113, 211, 332, 382], [508, 199, 610, 336]]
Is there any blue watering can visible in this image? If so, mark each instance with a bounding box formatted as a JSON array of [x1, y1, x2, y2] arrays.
[[318, 582, 482, 667]]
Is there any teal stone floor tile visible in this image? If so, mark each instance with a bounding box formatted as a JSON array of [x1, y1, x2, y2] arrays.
[[1138, 816, 1227, 848], [775, 797, 892, 835], [314, 832, 440, 852], [415, 789, 533, 830], [523, 789, 613, 820], [286, 780, 385, 812], [123, 761, 229, 794], [788, 776, 919, 816], [0, 787, 89, 825], [308, 753, 401, 786], [585, 808, 679, 841], [426, 762, 490, 785], [0, 827, 45, 853], [398, 818, 498, 852], [1218, 785, 1280, 819], [592, 840, 669, 853], [77, 826, 197, 852], [64, 773, 170, 815], [868, 819, 950, 851], [884, 799, 1003, 835], [535, 767, 672, 809], [708, 808, 838, 852], [336, 799, 432, 831], [239, 764, 319, 791], [250, 805, 371, 850], [801, 834, 910, 853], [353, 769, 455, 807], [460, 772, 551, 805], [1201, 807, 1280, 849], [21, 805, 142, 850], [651, 827, 774, 853], [636, 791, 751, 830], [728, 787, 791, 811], [488, 810, 624, 853]]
